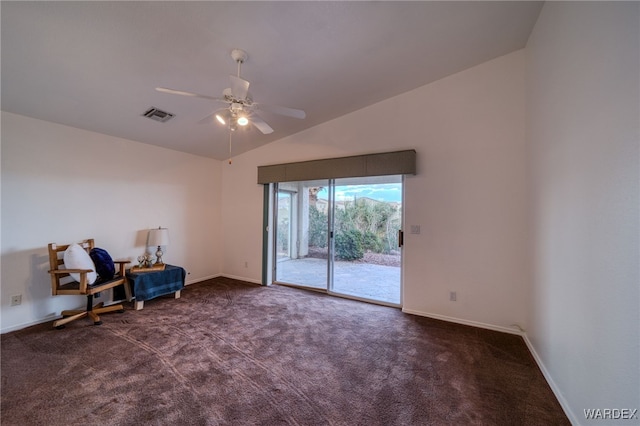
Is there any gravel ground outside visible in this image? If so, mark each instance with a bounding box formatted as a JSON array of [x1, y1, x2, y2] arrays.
[[306, 246, 401, 267]]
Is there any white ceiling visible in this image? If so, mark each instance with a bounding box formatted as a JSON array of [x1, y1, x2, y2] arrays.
[[2, 1, 542, 160]]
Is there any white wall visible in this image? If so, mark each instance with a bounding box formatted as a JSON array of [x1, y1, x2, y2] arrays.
[[1, 112, 222, 333], [526, 2, 639, 424], [221, 50, 529, 332]]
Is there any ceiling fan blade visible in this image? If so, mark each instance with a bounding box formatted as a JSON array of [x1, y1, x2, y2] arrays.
[[250, 113, 274, 134], [229, 75, 250, 101], [197, 108, 228, 125], [156, 87, 226, 103], [197, 113, 215, 125], [254, 102, 306, 119]]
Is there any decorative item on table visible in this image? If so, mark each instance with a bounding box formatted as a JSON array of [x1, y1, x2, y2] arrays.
[[130, 253, 165, 272], [136, 253, 154, 267], [131, 254, 165, 272], [147, 226, 170, 265]]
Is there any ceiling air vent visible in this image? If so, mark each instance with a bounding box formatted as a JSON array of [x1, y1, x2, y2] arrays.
[[142, 107, 174, 123]]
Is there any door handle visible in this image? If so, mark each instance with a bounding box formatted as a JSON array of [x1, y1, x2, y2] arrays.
[[398, 230, 404, 248]]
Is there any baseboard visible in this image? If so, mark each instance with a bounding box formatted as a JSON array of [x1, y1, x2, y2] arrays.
[[185, 273, 262, 286], [522, 334, 579, 425], [185, 273, 222, 286], [1, 315, 60, 334], [220, 274, 262, 285], [401, 308, 524, 335]]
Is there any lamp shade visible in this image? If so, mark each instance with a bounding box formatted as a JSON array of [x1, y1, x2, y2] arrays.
[[148, 227, 170, 247]]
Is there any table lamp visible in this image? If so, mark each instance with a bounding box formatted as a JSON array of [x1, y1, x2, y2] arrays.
[[147, 227, 170, 265]]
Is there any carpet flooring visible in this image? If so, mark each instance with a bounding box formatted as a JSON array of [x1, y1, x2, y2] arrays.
[[1, 277, 569, 425]]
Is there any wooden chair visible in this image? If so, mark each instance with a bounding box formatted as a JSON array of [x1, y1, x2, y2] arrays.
[[48, 239, 131, 329]]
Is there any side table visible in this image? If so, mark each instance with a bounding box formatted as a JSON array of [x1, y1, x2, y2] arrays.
[[126, 264, 186, 310]]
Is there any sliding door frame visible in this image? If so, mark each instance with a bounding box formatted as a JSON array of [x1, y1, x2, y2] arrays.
[[260, 150, 415, 303], [268, 177, 403, 308], [327, 179, 335, 293]]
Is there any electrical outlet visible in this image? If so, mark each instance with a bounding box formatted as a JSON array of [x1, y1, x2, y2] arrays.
[[10, 294, 22, 306], [449, 291, 457, 302]]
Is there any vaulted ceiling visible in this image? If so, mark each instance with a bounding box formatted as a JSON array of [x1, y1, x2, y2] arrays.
[[2, 1, 542, 160]]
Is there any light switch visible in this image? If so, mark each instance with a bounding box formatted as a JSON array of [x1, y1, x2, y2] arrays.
[[410, 225, 421, 235]]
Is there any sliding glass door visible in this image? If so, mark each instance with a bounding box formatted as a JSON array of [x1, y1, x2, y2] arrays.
[[330, 177, 402, 304], [275, 180, 329, 289], [273, 176, 402, 306]]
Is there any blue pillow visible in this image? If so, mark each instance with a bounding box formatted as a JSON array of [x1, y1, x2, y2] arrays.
[[90, 248, 115, 281]]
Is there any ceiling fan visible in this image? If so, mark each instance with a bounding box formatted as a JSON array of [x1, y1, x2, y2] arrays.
[[156, 49, 306, 136]]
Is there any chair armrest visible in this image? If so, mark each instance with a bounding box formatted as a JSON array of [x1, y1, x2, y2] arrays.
[[113, 260, 131, 276], [48, 268, 94, 274], [48, 268, 91, 293]]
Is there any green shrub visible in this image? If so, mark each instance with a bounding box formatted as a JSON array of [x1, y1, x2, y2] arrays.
[[335, 229, 364, 261], [361, 231, 383, 253], [308, 206, 328, 248]]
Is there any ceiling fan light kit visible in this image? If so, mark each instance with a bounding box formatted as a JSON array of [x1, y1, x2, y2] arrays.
[[155, 48, 306, 154], [237, 115, 249, 126]]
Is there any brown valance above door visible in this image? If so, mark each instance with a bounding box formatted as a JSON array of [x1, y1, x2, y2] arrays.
[[257, 149, 416, 184]]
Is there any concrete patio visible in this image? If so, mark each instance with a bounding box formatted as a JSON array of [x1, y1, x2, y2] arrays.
[[275, 257, 401, 305]]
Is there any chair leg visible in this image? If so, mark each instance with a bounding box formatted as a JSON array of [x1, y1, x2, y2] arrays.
[[94, 304, 125, 315], [54, 295, 124, 328], [53, 311, 88, 328], [88, 310, 102, 325], [86, 295, 102, 325], [60, 309, 85, 317]]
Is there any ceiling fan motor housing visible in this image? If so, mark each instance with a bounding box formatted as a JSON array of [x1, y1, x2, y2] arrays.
[[231, 49, 248, 64], [156, 47, 303, 138]]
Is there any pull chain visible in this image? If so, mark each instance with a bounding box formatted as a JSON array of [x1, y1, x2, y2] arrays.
[[228, 131, 233, 165]]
